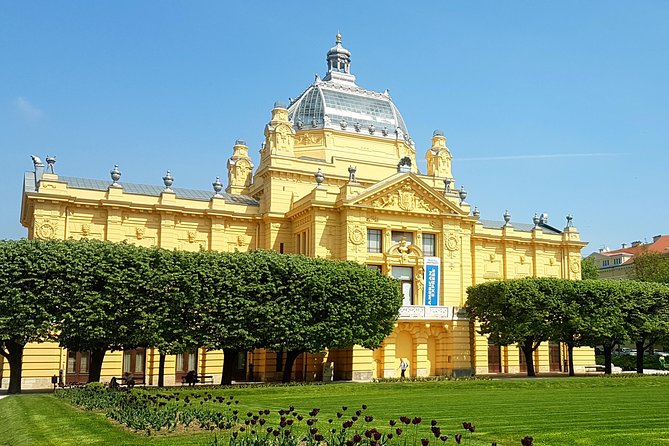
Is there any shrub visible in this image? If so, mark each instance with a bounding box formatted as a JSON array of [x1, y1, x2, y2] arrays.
[[85, 381, 106, 392], [595, 354, 664, 371]]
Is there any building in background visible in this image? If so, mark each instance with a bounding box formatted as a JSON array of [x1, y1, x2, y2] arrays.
[[586, 235, 669, 280], [10, 35, 591, 390]]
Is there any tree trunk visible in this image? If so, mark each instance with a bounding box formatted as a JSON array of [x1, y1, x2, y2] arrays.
[[603, 344, 612, 375], [221, 348, 238, 386], [567, 341, 575, 377], [521, 340, 536, 377], [636, 340, 645, 374], [88, 348, 107, 383], [158, 353, 166, 387], [282, 349, 304, 383], [4, 340, 25, 394]]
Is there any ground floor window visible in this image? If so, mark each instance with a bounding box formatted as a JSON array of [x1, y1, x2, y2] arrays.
[[176, 350, 198, 381], [66, 350, 90, 383]]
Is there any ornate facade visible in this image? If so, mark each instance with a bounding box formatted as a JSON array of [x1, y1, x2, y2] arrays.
[[9, 35, 592, 390]]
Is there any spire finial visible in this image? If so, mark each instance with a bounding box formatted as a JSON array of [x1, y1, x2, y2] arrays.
[[324, 33, 355, 83]]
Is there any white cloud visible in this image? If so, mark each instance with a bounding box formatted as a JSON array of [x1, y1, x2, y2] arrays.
[[15, 97, 45, 123], [459, 153, 622, 162]]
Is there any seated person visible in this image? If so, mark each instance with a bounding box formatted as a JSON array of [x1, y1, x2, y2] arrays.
[[185, 370, 199, 386], [123, 372, 136, 389]]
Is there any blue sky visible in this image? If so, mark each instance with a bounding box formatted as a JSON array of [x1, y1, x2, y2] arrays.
[[2, 1, 668, 254]]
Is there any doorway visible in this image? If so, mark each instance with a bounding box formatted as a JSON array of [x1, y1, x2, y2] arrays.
[[66, 350, 90, 383], [488, 342, 501, 373], [123, 348, 146, 384], [176, 350, 198, 382], [549, 342, 562, 372]]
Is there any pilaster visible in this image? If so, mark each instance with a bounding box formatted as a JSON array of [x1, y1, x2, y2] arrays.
[[351, 345, 374, 382], [415, 336, 429, 377]]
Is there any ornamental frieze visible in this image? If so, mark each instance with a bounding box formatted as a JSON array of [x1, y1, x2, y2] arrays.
[[295, 132, 323, 146], [368, 184, 439, 213]]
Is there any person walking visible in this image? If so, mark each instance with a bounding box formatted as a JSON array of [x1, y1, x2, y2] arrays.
[[399, 359, 408, 379]]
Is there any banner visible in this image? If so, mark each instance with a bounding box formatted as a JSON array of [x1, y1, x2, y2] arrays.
[[424, 257, 440, 306]]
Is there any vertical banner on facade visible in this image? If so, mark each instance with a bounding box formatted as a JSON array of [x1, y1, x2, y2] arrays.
[[424, 257, 440, 306]]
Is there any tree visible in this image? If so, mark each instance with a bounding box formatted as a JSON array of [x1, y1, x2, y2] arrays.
[[196, 250, 264, 385], [581, 258, 599, 280], [533, 278, 582, 376], [0, 239, 65, 393], [225, 251, 403, 383], [266, 255, 402, 383], [623, 281, 669, 373], [249, 251, 315, 383], [466, 279, 559, 377], [568, 280, 630, 375], [634, 252, 669, 283], [141, 249, 204, 387], [56, 239, 153, 382]]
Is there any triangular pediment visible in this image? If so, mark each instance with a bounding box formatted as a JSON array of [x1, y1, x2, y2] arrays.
[[345, 173, 468, 216]]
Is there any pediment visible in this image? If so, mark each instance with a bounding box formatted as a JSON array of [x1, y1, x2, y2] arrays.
[[345, 173, 467, 216]]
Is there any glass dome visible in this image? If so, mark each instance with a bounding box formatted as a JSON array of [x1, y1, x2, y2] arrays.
[[287, 35, 411, 144]]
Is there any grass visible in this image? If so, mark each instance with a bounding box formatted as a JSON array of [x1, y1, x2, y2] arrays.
[[2, 376, 669, 446]]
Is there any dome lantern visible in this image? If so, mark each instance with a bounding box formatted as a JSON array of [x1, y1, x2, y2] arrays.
[[324, 34, 355, 84]]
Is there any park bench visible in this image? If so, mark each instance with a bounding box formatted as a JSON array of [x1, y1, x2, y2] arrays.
[[584, 364, 622, 374], [109, 375, 145, 389], [181, 373, 214, 385]]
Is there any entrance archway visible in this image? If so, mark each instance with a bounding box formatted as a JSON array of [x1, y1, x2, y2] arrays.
[[395, 331, 414, 377]]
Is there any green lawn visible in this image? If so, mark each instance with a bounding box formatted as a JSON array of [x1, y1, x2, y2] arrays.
[[2, 376, 669, 446]]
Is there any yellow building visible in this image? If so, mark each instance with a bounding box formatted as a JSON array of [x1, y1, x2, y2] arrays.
[[9, 35, 592, 390]]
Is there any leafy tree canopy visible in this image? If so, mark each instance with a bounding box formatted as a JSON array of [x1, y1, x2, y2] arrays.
[[635, 252, 669, 283], [581, 257, 599, 280]]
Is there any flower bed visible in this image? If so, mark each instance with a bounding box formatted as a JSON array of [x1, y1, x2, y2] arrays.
[[56, 384, 523, 445]]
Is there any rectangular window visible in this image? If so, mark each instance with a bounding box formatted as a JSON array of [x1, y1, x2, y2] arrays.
[[67, 351, 76, 374], [602, 259, 610, 267], [367, 264, 382, 273], [392, 231, 413, 245], [79, 352, 89, 374], [134, 351, 145, 374], [123, 351, 131, 374], [367, 229, 382, 253], [613, 258, 621, 265], [423, 234, 436, 257], [123, 348, 146, 376], [392, 266, 413, 306]]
